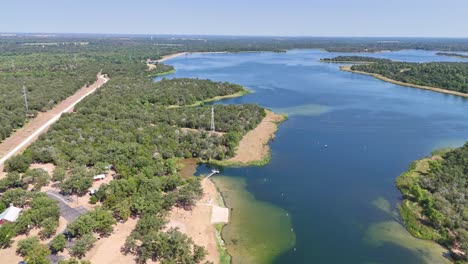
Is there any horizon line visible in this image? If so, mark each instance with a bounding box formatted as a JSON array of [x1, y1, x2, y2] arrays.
[[1, 31, 468, 40]]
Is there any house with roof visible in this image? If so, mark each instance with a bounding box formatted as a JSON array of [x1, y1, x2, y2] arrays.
[[0, 205, 22, 224]]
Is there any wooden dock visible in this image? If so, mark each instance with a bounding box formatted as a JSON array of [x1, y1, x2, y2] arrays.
[[206, 169, 220, 179]]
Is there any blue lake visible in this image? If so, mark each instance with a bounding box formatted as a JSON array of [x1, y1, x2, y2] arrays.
[[159, 50, 468, 263]]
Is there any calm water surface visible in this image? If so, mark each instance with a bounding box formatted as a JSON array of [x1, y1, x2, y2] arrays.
[[160, 50, 468, 264]]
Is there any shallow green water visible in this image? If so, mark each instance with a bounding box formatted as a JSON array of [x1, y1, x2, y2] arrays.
[[212, 176, 295, 264], [166, 49, 468, 263]]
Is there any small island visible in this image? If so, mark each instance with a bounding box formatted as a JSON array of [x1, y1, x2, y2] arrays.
[[396, 145, 468, 262]]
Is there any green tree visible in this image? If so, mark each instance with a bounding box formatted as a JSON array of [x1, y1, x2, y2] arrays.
[[17, 236, 52, 263], [5, 154, 32, 173], [70, 233, 96, 258], [23, 168, 50, 190], [49, 234, 66, 254], [24, 243, 51, 264], [17, 236, 41, 257], [0, 223, 16, 248]]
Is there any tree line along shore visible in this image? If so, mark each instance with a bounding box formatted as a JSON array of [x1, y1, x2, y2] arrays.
[[322, 55, 468, 262], [1, 36, 468, 263], [0, 36, 290, 264], [322, 55, 468, 96]]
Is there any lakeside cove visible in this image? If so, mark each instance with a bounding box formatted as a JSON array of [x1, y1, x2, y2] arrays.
[[153, 61, 289, 263], [162, 49, 468, 264]]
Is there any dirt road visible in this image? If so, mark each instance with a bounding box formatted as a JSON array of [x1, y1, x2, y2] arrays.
[[0, 72, 108, 175]]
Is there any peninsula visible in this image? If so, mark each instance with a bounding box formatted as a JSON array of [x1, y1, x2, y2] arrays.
[[396, 146, 468, 261], [322, 56, 468, 97]]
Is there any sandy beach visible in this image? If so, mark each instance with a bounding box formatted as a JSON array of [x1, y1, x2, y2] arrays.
[[153, 51, 229, 64], [156, 52, 188, 63], [341, 65, 468, 98], [166, 178, 226, 264], [227, 110, 285, 164]]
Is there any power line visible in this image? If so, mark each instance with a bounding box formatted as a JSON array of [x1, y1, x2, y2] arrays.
[[22, 85, 29, 113], [210, 106, 215, 133]]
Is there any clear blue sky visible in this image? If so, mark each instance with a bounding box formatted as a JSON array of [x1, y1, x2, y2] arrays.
[[2, 0, 467, 37]]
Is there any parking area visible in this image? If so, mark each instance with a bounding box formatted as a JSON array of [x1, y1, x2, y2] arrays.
[[46, 191, 88, 222]]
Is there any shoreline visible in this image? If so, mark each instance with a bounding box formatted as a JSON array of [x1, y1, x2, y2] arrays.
[[340, 65, 468, 98], [167, 89, 250, 108], [154, 51, 229, 64], [395, 150, 463, 262], [147, 69, 176, 77], [154, 51, 288, 263], [166, 175, 230, 264], [176, 109, 287, 263], [210, 110, 286, 167]]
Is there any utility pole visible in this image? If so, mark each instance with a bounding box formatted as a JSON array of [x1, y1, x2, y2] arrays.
[[210, 106, 215, 133], [22, 85, 29, 113]]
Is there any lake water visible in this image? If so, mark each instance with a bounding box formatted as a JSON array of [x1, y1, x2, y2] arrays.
[[159, 50, 468, 264]]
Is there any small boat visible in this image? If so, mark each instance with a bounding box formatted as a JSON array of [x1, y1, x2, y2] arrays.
[[212, 169, 220, 174]]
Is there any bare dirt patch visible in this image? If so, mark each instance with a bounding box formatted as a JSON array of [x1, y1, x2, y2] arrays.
[[167, 178, 223, 264], [84, 218, 138, 264], [30, 163, 56, 175], [1, 228, 42, 264], [228, 110, 285, 164]]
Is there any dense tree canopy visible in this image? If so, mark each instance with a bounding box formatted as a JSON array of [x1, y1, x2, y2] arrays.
[[352, 61, 468, 93], [321, 56, 391, 63], [397, 145, 468, 261], [0, 53, 101, 141], [323, 56, 468, 94], [437, 52, 468, 59]]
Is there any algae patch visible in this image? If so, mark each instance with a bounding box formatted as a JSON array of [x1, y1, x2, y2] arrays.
[[212, 176, 295, 264], [365, 221, 451, 264], [369, 197, 451, 263], [273, 104, 331, 117]]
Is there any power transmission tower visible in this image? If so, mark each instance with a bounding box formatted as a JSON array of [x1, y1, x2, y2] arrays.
[[210, 106, 215, 133], [22, 85, 29, 113]]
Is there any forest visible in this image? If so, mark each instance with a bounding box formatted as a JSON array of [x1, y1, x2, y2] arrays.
[[320, 56, 391, 63], [347, 59, 468, 94], [396, 145, 468, 262], [2, 35, 468, 142], [351, 61, 468, 93], [321, 55, 468, 93], [0, 53, 101, 141], [437, 52, 468, 59], [3, 35, 468, 263], [0, 38, 267, 263]]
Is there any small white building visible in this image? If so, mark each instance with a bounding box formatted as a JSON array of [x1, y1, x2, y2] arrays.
[[93, 174, 106, 181], [0, 206, 22, 224]]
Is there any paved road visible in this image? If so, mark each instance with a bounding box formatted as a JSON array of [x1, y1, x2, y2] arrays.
[[47, 191, 88, 222]]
